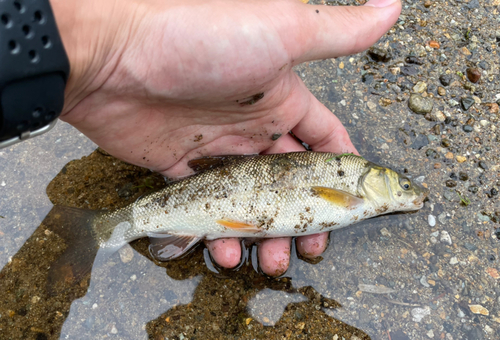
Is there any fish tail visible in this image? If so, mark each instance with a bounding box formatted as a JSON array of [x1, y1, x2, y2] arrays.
[[43, 206, 103, 295]]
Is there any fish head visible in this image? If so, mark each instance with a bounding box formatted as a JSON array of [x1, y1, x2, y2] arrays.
[[359, 164, 429, 213]]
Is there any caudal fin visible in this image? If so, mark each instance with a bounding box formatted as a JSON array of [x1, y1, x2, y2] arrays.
[[43, 206, 102, 295]]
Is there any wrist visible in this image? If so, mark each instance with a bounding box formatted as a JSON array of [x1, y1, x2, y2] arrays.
[[49, 0, 132, 115]]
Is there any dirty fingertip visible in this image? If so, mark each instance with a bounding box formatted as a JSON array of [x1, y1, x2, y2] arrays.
[[296, 232, 329, 259], [258, 238, 292, 276], [205, 238, 241, 268]]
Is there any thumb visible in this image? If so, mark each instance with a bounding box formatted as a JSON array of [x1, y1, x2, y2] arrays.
[[288, 0, 402, 63]]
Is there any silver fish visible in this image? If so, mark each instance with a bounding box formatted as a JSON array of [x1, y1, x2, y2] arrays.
[[46, 152, 428, 290]]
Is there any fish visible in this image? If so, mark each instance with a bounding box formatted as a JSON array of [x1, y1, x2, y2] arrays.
[[45, 152, 428, 291]]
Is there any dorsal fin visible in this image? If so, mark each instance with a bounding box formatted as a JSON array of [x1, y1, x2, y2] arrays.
[[187, 155, 257, 173]]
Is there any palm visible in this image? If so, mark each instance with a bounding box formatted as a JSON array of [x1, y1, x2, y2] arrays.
[[59, 0, 401, 274]]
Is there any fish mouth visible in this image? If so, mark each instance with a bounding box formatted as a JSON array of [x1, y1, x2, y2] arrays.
[[412, 186, 430, 207]]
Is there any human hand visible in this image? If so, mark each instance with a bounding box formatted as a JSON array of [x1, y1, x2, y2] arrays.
[[51, 0, 401, 276]]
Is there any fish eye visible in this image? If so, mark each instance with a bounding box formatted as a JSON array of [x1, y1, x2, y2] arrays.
[[399, 178, 411, 190]]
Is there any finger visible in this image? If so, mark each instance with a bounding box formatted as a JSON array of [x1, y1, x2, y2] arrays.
[[262, 133, 305, 154], [205, 238, 241, 268], [296, 232, 329, 259], [258, 237, 292, 276], [291, 87, 358, 155], [287, 0, 402, 62]]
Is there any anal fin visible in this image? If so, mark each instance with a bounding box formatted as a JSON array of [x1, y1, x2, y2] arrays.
[[216, 219, 262, 232], [148, 234, 201, 261], [311, 186, 364, 208]]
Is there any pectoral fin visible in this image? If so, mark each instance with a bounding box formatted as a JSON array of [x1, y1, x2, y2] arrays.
[[216, 219, 262, 232], [148, 234, 201, 261], [311, 187, 364, 209]]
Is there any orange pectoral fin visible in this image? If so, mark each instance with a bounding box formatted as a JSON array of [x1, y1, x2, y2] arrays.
[[311, 186, 364, 209], [217, 219, 261, 232]]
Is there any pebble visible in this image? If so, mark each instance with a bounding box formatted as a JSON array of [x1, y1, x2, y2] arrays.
[[459, 172, 468, 181], [456, 155, 466, 163], [450, 257, 458, 265], [110, 325, 118, 334], [437, 87, 446, 96], [409, 94, 433, 114], [464, 242, 477, 251], [445, 179, 456, 187], [461, 97, 475, 111], [367, 101, 377, 112], [428, 215, 436, 227], [466, 67, 481, 83], [413, 81, 427, 93], [448, 99, 459, 107], [480, 120, 489, 127], [380, 227, 391, 237], [469, 304, 489, 315], [420, 275, 430, 288], [478, 161, 488, 170], [440, 231, 452, 245], [427, 329, 434, 338], [368, 46, 392, 62], [431, 111, 446, 122], [439, 74, 452, 86], [411, 307, 431, 322], [118, 246, 134, 263], [443, 191, 454, 201], [463, 125, 473, 133], [438, 212, 447, 224]]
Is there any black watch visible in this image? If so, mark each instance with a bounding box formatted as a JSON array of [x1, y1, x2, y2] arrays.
[[0, 0, 69, 148]]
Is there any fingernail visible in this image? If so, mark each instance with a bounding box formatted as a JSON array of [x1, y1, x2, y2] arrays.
[[364, 0, 397, 8]]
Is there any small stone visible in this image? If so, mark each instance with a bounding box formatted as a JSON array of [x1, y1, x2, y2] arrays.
[[443, 191, 454, 201], [462, 125, 473, 133], [464, 242, 477, 251], [448, 99, 459, 107], [445, 152, 454, 160], [461, 97, 475, 111], [450, 257, 458, 265], [413, 81, 428, 93], [130, 274, 137, 281], [445, 180, 457, 187], [486, 267, 500, 279], [438, 212, 447, 224], [468, 185, 478, 194], [411, 134, 429, 150], [439, 74, 452, 86], [110, 325, 118, 334], [428, 40, 440, 49], [118, 246, 134, 264], [380, 227, 391, 237], [491, 188, 498, 196], [424, 0, 432, 7], [466, 67, 481, 83], [428, 215, 436, 227], [459, 172, 468, 181], [368, 47, 392, 62], [478, 161, 488, 170], [456, 156, 467, 163], [427, 329, 434, 338], [411, 307, 431, 322], [469, 305, 489, 315], [405, 56, 423, 64], [479, 120, 489, 127], [440, 231, 452, 245], [409, 94, 433, 114], [485, 103, 499, 114], [437, 87, 446, 96], [431, 111, 446, 122], [367, 101, 377, 112], [420, 275, 430, 288]]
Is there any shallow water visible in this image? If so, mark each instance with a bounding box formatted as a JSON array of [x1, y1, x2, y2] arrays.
[[1, 0, 500, 338]]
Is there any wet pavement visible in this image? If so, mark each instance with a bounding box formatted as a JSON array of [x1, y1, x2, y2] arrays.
[[1, 0, 500, 338]]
